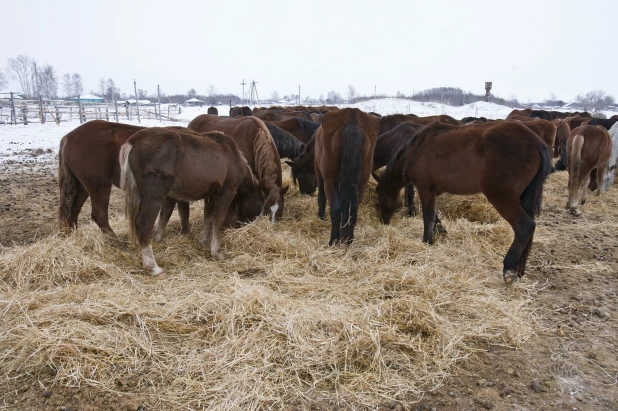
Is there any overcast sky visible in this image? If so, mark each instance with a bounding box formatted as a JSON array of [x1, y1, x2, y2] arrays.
[[3, 0, 616, 102]]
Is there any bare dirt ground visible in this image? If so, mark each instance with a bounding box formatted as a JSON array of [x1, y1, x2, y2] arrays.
[[0, 155, 617, 411]]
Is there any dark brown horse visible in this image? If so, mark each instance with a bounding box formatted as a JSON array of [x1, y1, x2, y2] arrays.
[[229, 106, 252, 117], [120, 128, 258, 276], [566, 125, 612, 216], [264, 123, 305, 160], [373, 122, 424, 216], [374, 121, 552, 285], [207, 106, 218, 115], [286, 135, 318, 195], [58, 121, 145, 235], [254, 110, 313, 122], [187, 114, 288, 221], [408, 114, 461, 126], [315, 108, 379, 245], [264, 118, 320, 144]]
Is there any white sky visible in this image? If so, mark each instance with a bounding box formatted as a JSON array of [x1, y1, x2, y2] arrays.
[[2, 0, 615, 102]]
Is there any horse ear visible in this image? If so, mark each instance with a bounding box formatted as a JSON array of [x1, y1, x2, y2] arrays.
[[372, 171, 382, 182], [285, 160, 295, 167], [280, 185, 290, 195]]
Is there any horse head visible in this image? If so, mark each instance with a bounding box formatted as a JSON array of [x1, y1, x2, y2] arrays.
[[373, 171, 402, 225], [260, 181, 289, 223], [285, 152, 317, 195]]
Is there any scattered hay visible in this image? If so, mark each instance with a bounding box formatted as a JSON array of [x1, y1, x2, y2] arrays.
[[6, 167, 614, 409]]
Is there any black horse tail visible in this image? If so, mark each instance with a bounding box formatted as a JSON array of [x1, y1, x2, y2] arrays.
[[58, 135, 78, 231], [338, 124, 363, 243], [520, 142, 552, 218]]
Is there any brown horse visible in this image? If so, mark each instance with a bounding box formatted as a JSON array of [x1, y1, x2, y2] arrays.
[[58, 120, 145, 235], [207, 106, 218, 115], [374, 121, 552, 285], [120, 128, 259, 276], [409, 114, 461, 126], [286, 134, 318, 195], [315, 108, 379, 245], [566, 125, 612, 216], [187, 114, 288, 221], [377, 114, 421, 135], [506, 108, 533, 118]]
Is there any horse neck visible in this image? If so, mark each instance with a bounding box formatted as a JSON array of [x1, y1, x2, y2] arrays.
[[383, 150, 407, 190]]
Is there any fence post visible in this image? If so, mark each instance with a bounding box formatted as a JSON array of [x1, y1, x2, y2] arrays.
[[133, 79, 141, 124], [126, 104, 130, 121], [105, 106, 109, 121], [157, 84, 161, 122], [10, 92, 16, 125], [114, 98, 119, 122], [78, 95, 84, 124], [22, 104, 28, 125], [39, 95, 45, 124]]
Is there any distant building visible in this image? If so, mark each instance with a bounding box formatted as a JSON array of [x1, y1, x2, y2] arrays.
[[185, 98, 204, 106], [125, 99, 152, 106], [73, 94, 103, 103]]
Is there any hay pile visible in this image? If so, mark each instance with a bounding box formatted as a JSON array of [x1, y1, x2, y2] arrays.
[[0, 170, 557, 409]]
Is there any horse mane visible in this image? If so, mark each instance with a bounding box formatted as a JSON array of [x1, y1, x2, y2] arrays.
[[264, 123, 305, 159], [252, 120, 282, 205]]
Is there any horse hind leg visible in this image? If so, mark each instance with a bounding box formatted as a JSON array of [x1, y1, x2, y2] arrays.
[[200, 198, 215, 246], [63, 182, 89, 232], [178, 201, 191, 234], [327, 187, 341, 246], [417, 186, 437, 244], [405, 183, 417, 217], [152, 197, 177, 242], [90, 185, 116, 237], [487, 195, 536, 286]]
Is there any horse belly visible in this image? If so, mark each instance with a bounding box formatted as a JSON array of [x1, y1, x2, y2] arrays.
[[428, 162, 483, 195]]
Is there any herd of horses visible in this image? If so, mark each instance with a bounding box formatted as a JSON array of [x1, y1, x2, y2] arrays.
[[56, 104, 618, 284]]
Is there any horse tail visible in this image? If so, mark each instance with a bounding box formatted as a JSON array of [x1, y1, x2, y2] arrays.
[[566, 133, 585, 208], [339, 124, 363, 242], [520, 141, 552, 218], [119, 142, 139, 247], [57, 135, 78, 230]]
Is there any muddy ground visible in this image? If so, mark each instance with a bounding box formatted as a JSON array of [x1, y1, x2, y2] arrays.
[[0, 154, 617, 411]]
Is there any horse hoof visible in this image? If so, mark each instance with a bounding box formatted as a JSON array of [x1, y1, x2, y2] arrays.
[[155, 271, 167, 279], [212, 252, 225, 261], [569, 208, 582, 217], [503, 270, 518, 287]]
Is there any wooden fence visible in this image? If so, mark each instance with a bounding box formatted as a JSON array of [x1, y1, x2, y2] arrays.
[[0, 99, 182, 125]]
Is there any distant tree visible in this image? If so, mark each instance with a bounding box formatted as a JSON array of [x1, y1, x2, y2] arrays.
[[326, 91, 341, 104], [98, 78, 106, 98], [271, 90, 280, 101], [0, 70, 7, 91], [575, 90, 615, 112], [188, 88, 197, 98], [319, 94, 324, 104], [105, 78, 120, 101], [61, 73, 73, 98], [347, 84, 357, 103], [6, 55, 34, 97], [71, 73, 83, 96], [207, 85, 216, 96], [137, 89, 148, 99], [396, 91, 404, 98], [38, 64, 58, 99]]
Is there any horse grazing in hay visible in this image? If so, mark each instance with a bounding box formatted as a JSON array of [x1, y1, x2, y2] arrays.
[[120, 128, 259, 276], [264, 123, 306, 160], [188, 114, 288, 221], [374, 121, 552, 285], [315, 108, 379, 245], [286, 134, 318, 195], [373, 122, 424, 216], [566, 125, 612, 216], [58, 120, 145, 235]]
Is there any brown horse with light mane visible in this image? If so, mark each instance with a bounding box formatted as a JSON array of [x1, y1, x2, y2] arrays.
[[566, 125, 612, 216], [374, 121, 552, 285], [315, 108, 379, 245], [187, 114, 288, 221], [120, 128, 259, 276]]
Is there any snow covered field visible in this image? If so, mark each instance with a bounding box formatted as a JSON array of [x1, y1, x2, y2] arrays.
[[1, 98, 615, 165]]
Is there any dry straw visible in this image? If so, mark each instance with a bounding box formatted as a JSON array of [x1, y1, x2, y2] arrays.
[[2, 167, 615, 409]]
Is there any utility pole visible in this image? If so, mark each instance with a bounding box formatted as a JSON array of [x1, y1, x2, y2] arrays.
[[134, 79, 141, 124], [240, 79, 246, 105], [298, 85, 300, 105], [374, 85, 376, 99]]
